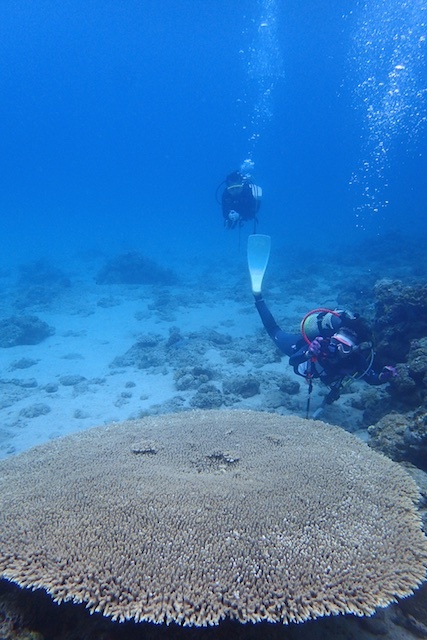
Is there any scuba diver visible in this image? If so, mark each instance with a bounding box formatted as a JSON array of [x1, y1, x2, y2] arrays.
[[217, 160, 262, 231], [254, 295, 397, 418]]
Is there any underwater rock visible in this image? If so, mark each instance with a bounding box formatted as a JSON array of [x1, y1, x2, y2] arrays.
[[201, 329, 233, 346], [393, 583, 427, 637], [149, 292, 188, 320], [368, 413, 409, 461], [358, 387, 393, 425], [189, 383, 223, 408], [43, 383, 58, 393], [174, 366, 215, 391], [58, 374, 87, 386], [383, 339, 427, 409], [4, 378, 38, 389], [19, 403, 51, 418], [277, 375, 300, 395], [0, 315, 55, 348], [247, 372, 301, 411], [407, 338, 427, 395], [238, 334, 283, 367], [374, 279, 427, 366], [14, 258, 71, 310], [112, 328, 235, 374], [371, 281, 427, 412], [17, 258, 70, 288], [8, 358, 39, 370], [408, 339, 427, 379], [96, 251, 177, 285], [0, 381, 35, 410], [73, 409, 90, 419], [223, 375, 260, 398], [403, 411, 427, 470], [165, 325, 183, 348], [111, 335, 164, 370], [263, 389, 301, 412], [369, 409, 427, 470], [0, 581, 44, 639]]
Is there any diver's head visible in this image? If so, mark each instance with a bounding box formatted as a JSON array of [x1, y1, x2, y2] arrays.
[[226, 171, 245, 195], [226, 171, 244, 185]]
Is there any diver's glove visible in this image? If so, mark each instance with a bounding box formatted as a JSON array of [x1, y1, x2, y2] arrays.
[[379, 365, 398, 383], [307, 337, 323, 357]]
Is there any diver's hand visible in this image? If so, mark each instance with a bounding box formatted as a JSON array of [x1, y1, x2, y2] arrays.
[[379, 365, 397, 383], [307, 337, 323, 357], [228, 210, 240, 228]]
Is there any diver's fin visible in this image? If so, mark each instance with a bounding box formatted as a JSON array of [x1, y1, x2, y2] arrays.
[[247, 234, 271, 295]]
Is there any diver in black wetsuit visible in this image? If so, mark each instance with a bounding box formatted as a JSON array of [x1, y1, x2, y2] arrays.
[[254, 294, 397, 412], [220, 171, 262, 230]]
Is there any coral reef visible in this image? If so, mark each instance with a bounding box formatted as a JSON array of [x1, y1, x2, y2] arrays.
[[19, 403, 51, 419], [110, 329, 304, 412], [112, 334, 167, 370], [0, 411, 426, 628], [1, 572, 427, 640], [189, 383, 223, 408], [369, 409, 427, 470], [0, 316, 55, 348], [174, 366, 216, 391], [374, 279, 427, 366], [222, 375, 260, 399], [355, 281, 427, 433], [388, 338, 427, 408]]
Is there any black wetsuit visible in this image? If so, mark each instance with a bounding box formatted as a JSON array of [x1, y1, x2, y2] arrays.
[[222, 182, 260, 224], [255, 298, 383, 388]]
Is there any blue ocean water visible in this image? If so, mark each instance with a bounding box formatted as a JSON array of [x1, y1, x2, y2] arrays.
[[1, 3, 427, 634], [0, 0, 426, 269]]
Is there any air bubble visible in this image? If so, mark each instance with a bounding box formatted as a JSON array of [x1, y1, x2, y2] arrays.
[[350, 0, 427, 221]]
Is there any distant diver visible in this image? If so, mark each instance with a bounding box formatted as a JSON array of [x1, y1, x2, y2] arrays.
[[217, 160, 262, 232]]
